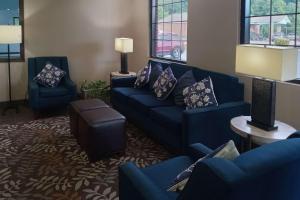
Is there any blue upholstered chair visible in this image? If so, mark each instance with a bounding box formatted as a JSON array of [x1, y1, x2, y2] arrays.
[[119, 138, 300, 200], [28, 57, 77, 111]]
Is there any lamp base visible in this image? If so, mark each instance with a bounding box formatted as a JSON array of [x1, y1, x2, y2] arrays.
[[247, 120, 278, 131], [2, 101, 19, 116], [120, 53, 129, 74], [119, 71, 129, 75]]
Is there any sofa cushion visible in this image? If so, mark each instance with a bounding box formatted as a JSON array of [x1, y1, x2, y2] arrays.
[[183, 77, 218, 110], [128, 94, 174, 115], [39, 86, 70, 97], [153, 67, 177, 100], [150, 106, 183, 134], [111, 88, 151, 104], [173, 70, 196, 106], [134, 64, 151, 88], [149, 62, 163, 90], [142, 156, 193, 199]]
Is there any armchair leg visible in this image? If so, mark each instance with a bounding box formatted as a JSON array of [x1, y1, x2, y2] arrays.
[[34, 111, 40, 119]]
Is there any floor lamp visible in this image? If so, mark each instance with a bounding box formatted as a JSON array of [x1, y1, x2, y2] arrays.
[[0, 25, 22, 115]]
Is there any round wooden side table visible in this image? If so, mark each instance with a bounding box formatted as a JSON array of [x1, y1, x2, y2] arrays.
[[231, 116, 296, 151]]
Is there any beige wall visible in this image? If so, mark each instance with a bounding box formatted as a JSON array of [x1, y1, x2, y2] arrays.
[[1, 0, 300, 130], [129, 0, 300, 130], [0, 0, 133, 102]]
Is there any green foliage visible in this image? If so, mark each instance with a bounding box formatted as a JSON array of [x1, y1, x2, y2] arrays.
[[156, 0, 188, 20], [274, 38, 290, 45], [251, 0, 296, 15], [80, 80, 109, 102]]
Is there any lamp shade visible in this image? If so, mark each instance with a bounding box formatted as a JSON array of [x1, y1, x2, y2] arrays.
[[115, 38, 133, 53], [236, 45, 299, 81], [0, 25, 22, 44]]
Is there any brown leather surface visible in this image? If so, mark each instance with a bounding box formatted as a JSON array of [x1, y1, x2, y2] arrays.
[[79, 108, 125, 126], [71, 99, 109, 112]]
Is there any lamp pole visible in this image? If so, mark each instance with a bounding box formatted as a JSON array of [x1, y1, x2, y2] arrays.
[[2, 44, 19, 116]]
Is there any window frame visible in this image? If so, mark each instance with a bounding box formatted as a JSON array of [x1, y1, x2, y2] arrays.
[[149, 0, 187, 64], [240, 0, 300, 47], [0, 0, 25, 62]]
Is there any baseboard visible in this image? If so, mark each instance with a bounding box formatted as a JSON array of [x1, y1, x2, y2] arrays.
[[0, 99, 28, 107]]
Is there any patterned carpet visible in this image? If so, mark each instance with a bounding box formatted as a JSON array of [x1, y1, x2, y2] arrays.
[[0, 116, 171, 199]]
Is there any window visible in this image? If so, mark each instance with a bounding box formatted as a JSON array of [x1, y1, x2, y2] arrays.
[[150, 0, 188, 62], [0, 0, 24, 61], [241, 0, 300, 46]]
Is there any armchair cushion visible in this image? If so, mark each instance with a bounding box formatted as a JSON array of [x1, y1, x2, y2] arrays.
[[34, 62, 66, 87], [39, 86, 70, 97]]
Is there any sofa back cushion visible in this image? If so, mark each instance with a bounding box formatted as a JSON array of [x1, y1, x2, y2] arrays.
[[149, 60, 244, 104]]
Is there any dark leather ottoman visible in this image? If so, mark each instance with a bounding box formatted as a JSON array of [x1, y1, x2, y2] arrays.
[[69, 99, 108, 138], [78, 107, 126, 162]]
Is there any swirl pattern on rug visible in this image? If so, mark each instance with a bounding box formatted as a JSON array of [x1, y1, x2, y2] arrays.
[[0, 116, 171, 199]]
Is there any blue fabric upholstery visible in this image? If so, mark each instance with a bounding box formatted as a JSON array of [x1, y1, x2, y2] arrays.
[[150, 106, 184, 135], [120, 139, 300, 200], [28, 57, 77, 111], [128, 95, 174, 115], [111, 60, 250, 151]]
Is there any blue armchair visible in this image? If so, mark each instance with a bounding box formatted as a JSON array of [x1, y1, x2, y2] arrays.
[[28, 57, 77, 111], [119, 139, 300, 200]]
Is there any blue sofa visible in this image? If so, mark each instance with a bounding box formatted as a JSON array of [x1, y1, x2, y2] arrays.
[[28, 57, 77, 111], [111, 60, 250, 151], [119, 138, 300, 200]]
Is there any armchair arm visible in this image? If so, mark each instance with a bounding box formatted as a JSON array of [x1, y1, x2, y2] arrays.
[[182, 101, 250, 150], [288, 131, 300, 139], [119, 162, 171, 200], [28, 81, 40, 109], [63, 78, 77, 94], [178, 158, 246, 200], [188, 143, 213, 161], [111, 77, 136, 88]]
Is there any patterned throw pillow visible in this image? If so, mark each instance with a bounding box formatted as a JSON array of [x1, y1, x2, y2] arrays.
[[149, 63, 163, 90], [34, 63, 66, 88], [134, 63, 152, 88], [167, 140, 240, 192], [173, 70, 196, 106], [183, 77, 218, 110], [153, 67, 177, 100]]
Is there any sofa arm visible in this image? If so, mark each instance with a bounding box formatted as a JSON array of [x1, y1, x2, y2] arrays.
[[111, 77, 136, 88], [178, 158, 246, 200], [182, 101, 250, 150], [188, 143, 213, 160], [119, 162, 171, 200]]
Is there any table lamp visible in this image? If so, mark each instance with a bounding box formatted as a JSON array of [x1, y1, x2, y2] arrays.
[[115, 38, 133, 74], [0, 25, 22, 115], [236, 45, 299, 131]]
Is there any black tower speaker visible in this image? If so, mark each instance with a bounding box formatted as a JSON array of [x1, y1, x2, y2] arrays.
[[247, 78, 278, 131]]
